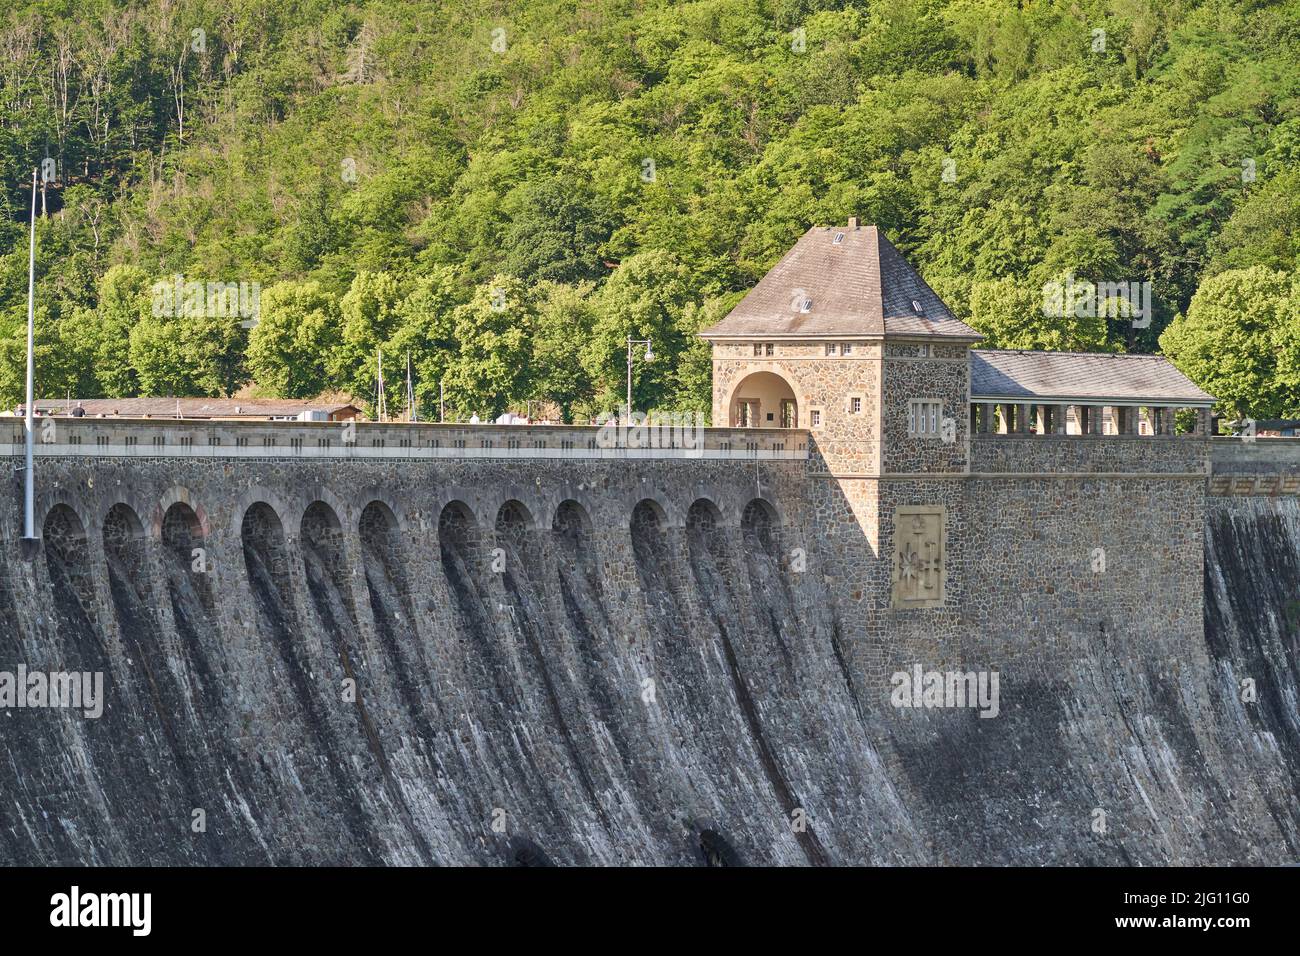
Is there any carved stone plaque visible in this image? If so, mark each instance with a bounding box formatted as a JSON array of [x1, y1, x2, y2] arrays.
[[891, 505, 946, 609]]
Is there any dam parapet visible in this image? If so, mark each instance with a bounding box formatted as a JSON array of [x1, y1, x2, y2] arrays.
[[1209, 436, 1300, 494], [0, 418, 807, 463]]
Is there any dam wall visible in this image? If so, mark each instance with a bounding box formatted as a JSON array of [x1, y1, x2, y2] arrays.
[[1, 420, 1298, 864]]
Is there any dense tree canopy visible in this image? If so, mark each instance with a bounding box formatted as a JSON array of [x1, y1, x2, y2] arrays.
[[0, 0, 1297, 423]]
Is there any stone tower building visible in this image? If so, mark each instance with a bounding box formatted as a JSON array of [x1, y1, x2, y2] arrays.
[[700, 221, 1215, 617], [700, 219, 983, 478]]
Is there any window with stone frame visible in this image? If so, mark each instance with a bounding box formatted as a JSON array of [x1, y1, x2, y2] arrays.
[[908, 399, 943, 437]]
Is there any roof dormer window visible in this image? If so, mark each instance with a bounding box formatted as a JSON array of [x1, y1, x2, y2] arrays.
[[800, 298, 813, 313], [912, 299, 924, 314], [833, 233, 845, 244]]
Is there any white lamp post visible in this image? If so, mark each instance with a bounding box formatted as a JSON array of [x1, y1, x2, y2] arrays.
[[22, 167, 37, 547], [626, 335, 653, 422]]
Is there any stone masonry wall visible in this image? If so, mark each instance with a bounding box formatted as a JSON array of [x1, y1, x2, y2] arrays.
[[3, 428, 1298, 864], [880, 348, 970, 475], [712, 341, 882, 474]]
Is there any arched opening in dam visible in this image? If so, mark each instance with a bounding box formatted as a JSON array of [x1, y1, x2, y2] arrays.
[[548, 496, 642, 792], [629, 498, 671, 595], [727, 370, 798, 428], [741, 497, 780, 554], [358, 500, 409, 618], [241, 502, 293, 609], [162, 502, 213, 615], [300, 500, 358, 629], [495, 500, 532, 553], [439, 500, 478, 562], [686, 497, 725, 549], [358, 500, 414, 633], [553, 502, 603, 582], [101, 501, 159, 663], [552, 499, 593, 548], [43, 504, 97, 632], [102, 503, 146, 578]]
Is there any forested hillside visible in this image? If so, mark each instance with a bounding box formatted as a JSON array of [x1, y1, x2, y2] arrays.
[[1, 0, 1297, 421]]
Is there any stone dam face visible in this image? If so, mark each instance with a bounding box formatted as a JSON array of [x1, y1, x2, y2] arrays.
[[1, 422, 1298, 865]]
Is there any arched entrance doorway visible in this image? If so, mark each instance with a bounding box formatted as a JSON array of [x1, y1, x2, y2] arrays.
[[729, 371, 797, 428]]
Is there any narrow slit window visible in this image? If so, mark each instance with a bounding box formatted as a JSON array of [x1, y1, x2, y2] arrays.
[[908, 399, 944, 437]]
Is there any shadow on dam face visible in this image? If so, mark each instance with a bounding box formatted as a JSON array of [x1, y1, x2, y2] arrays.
[[438, 498, 573, 848], [43, 504, 100, 652], [240, 500, 383, 863], [0, 506, 113, 863], [684, 496, 826, 866], [37, 502, 206, 863], [359, 499, 440, 755], [102, 502, 209, 857], [498, 498, 613, 841], [162, 502, 214, 616], [300, 499, 434, 863], [549, 497, 662, 846]]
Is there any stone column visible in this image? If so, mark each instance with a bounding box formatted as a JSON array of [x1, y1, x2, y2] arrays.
[[1195, 407, 1210, 436], [1036, 404, 1051, 434], [978, 403, 995, 434], [1055, 404, 1070, 435], [1015, 403, 1032, 434], [1087, 405, 1104, 435], [1114, 406, 1136, 435]]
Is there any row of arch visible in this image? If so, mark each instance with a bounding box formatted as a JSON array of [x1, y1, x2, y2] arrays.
[[37, 493, 784, 559]]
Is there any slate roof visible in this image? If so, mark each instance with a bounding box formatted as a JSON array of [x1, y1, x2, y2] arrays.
[[17, 398, 360, 419], [700, 224, 981, 340], [970, 350, 1215, 406]]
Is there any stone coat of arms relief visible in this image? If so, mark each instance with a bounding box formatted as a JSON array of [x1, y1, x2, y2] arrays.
[[891, 505, 946, 609]]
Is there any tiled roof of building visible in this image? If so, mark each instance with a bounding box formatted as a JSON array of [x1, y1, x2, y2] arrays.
[[19, 398, 359, 419], [700, 223, 981, 340], [970, 350, 1215, 406]]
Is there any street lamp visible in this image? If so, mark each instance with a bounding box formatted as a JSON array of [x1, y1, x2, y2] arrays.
[[22, 167, 37, 550], [626, 335, 653, 421]]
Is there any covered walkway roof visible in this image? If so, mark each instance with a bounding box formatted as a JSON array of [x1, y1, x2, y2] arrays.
[[970, 350, 1215, 407]]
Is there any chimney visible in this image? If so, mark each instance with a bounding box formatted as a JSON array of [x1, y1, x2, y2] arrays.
[[848, 216, 859, 229]]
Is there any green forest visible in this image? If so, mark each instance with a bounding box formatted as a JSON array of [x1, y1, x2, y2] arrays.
[[0, 0, 1297, 422]]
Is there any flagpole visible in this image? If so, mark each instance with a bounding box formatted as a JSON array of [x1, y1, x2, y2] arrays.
[[23, 168, 37, 545]]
